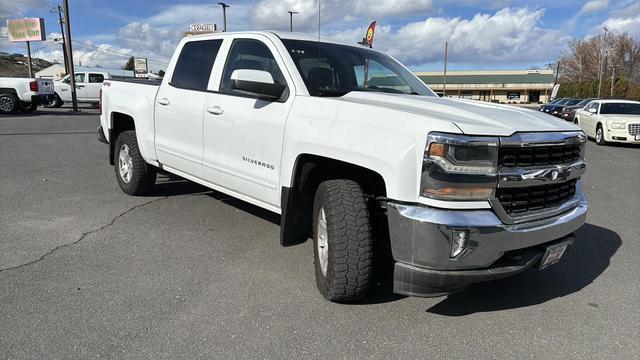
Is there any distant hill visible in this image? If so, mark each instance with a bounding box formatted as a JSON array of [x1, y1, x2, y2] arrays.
[[0, 52, 53, 78]]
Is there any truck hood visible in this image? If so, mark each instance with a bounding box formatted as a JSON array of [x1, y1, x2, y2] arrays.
[[339, 92, 578, 136]]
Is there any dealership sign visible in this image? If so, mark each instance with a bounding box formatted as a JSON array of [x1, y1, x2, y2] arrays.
[[6, 18, 46, 42], [134, 58, 148, 78], [190, 23, 216, 32]]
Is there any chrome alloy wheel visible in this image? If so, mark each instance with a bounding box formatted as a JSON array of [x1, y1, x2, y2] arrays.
[[118, 144, 133, 183], [596, 127, 603, 143], [0, 96, 14, 112], [316, 207, 329, 277]]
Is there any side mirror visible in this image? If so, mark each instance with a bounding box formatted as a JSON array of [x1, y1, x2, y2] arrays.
[[231, 69, 286, 101], [588, 108, 597, 114]]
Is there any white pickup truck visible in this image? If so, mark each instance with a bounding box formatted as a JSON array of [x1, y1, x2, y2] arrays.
[[0, 77, 54, 114], [47, 71, 121, 108], [99, 31, 588, 302]]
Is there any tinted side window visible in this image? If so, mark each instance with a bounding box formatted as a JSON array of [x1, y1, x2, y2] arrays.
[[89, 73, 104, 83], [171, 39, 223, 91], [220, 39, 286, 93]]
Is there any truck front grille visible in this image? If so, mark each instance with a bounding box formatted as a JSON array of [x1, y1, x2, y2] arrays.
[[496, 179, 577, 215], [498, 144, 582, 167], [629, 124, 640, 136]]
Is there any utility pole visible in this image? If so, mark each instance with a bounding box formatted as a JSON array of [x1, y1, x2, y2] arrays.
[[317, 0, 321, 41], [63, 0, 78, 112], [597, 26, 608, 98], [218, 2, 229, 32], [610, 65, 616, 98], [26, 42, 33, 78], [288, 11, 299, 32], [442, 42, 448, 97], [54, 4, 69, 74]]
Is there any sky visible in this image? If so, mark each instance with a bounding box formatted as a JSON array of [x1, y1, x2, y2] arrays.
[[1, 0, 639, 72]]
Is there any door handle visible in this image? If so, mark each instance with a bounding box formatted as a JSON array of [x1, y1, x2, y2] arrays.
[[157, 98, 170, 106], [207, 105, 223, 115], [76, 84, 85, 88]]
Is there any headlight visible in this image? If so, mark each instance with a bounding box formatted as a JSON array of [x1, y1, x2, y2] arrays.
[[610, 122, 625, 129], [421, 133, 498, 200]]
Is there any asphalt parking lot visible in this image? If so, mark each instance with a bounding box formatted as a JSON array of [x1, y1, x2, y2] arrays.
[[1, 107, 639, 359]]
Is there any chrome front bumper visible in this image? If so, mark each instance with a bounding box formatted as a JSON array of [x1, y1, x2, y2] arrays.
[[385, 186, 587, 297]]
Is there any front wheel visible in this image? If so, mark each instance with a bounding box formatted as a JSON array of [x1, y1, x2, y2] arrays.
[[595, 124, 607, 146], [114, 130, 157, 195], [312, 179, 373, 302]]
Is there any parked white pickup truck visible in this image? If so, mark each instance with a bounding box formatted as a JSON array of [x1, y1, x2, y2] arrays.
[[0, 77, 54, 114], [99, 31, 588, 302], [47, 71, 118, 108]]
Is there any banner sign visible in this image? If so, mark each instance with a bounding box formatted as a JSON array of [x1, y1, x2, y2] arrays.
[[365, 21, 377, 48], [134, 58, 148, 78], [6, 18, 46, 42]]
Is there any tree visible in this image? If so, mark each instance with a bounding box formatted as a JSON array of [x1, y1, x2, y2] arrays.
[[557, 32, 640, 100], [123, 56, 135, 71]]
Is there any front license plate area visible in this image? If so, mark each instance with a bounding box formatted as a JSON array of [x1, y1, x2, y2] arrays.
[[539, 241, 570, 270]]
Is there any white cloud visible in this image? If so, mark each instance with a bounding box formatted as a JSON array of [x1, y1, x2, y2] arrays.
[[251, 0, 435, 31], [578, 0, 610, 16], [595, 2, 640, 39], [366, 7, 570, 66]]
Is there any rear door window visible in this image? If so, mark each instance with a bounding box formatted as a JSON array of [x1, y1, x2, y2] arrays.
[[171, 39, 223, 91], [88, 73, 104, 83]]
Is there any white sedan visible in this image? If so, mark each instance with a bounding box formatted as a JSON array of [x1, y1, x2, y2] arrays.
[[574, 99, 640, 145]]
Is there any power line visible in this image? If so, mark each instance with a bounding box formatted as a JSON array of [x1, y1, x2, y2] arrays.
[[71, 40, 169, 65]]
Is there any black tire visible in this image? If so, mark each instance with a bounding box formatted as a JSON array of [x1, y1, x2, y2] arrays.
[[0, 93, 19, 114], [44, 94, 63, 108], [595, 124, 607, 145], [114, 130, 157, 195], [312, 179, 373, 302]]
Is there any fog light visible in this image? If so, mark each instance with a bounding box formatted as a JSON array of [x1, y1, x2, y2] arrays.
[[451, 229, 469, 259]]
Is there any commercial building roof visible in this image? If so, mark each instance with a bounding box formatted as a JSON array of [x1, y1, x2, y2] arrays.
[[416, 70, 555, 85]]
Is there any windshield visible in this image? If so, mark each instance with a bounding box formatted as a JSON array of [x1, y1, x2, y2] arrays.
[[565, 99, 581, 106], [550, 98, 564, 104], [576, 98, 594, 106], [282, 39, 435, 97], [600, 103, 640, 115]]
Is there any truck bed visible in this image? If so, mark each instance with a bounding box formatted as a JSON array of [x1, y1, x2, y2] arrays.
[[108, 78, 162, 86]]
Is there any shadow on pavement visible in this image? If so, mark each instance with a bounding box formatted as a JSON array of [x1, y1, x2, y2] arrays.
[[426, 223, 620, 316], [146, 176, 619, 309]]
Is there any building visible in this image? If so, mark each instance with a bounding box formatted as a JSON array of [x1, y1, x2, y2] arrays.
[[416, 69, 555, 104], [35, 64, 134, 80]]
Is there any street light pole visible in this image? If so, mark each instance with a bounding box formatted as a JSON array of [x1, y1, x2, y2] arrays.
[[218, 2, 229, 32], [288, 11, 299, 32], [442, 41, 448, 97]]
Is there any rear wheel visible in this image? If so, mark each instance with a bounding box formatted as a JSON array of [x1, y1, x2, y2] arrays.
[[595, 124, 607, 145], [44, 94, 63, 108], [312, 179, 373, 302], [114, 130, 157, 195], [0, 93, 19, 114]]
